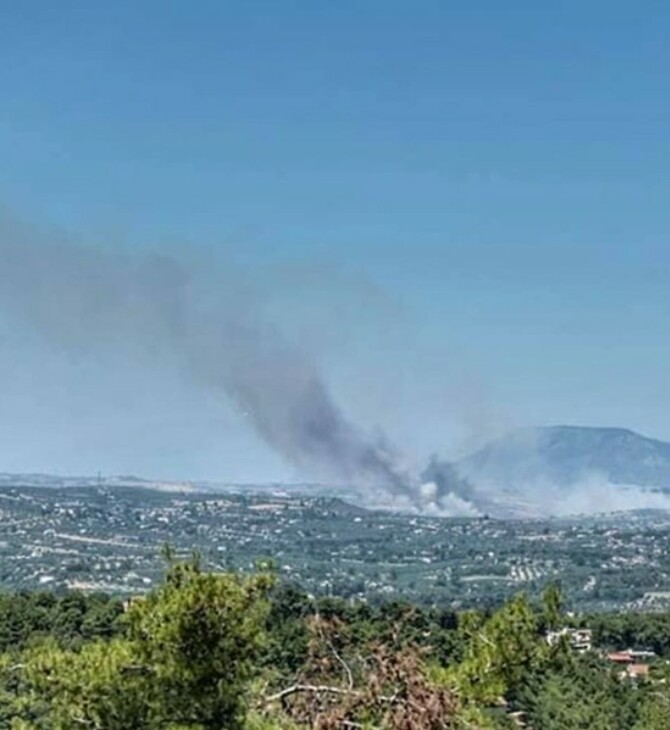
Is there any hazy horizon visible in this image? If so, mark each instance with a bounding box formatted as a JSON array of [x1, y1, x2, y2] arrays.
[[2, 2, 669, 485]]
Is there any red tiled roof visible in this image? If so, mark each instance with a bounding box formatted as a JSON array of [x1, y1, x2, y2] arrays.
[[608, 651, 634, 663]]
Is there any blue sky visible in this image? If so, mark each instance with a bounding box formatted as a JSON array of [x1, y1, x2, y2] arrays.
[[1, 1, 669, 481]]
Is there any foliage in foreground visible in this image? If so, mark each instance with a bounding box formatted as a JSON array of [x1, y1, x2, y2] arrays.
[[3, 560, 273, 730], [0, 561, 670, 729]]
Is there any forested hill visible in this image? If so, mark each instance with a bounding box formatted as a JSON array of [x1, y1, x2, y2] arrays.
[[458, 426, 670, 490]]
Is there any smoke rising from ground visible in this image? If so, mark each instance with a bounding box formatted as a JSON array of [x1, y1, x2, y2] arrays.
[[550, 478, 670, 516], [503, 474, 670, 517], [456, 466, 670, 518], [3, 217, 669, 519], [452, 425, 670, 517], [0, 216, 429, 507]]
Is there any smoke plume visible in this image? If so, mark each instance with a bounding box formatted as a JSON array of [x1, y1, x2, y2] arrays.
[[0, 215, 428, 506]]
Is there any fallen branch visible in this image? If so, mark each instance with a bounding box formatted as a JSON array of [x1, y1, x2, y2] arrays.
[[264, 684, 414, 707], [265, 684, 363, 704]]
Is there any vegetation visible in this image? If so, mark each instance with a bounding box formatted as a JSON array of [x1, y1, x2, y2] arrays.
[[6, 485, 670, 614], [0, 559, 670, 728]]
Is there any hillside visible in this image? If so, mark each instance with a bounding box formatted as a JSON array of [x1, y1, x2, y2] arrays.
[[457, 426, 670, 491]]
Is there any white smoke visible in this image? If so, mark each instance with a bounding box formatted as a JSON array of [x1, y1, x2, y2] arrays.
[[548, 473, 670, 516], [467, 471, 670, 518], [418, 481, 481, 516]]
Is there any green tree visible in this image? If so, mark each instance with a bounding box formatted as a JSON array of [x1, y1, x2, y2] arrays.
[[634, 688, 670, 730], [8, 560, 274, 730], [521, 657, 640, 730], [126, 560, 273, 729], [445, 595, 549, 704]]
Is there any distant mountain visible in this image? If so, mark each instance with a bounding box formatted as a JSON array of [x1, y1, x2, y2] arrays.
[[0, 472, 198, 492], [457, 426, 670, 491]]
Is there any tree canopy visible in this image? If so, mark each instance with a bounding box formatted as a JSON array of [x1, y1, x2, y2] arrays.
[[0, 568, 669, 729]]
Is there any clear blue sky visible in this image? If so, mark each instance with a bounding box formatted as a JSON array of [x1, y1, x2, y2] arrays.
[[1, 1, 669, 481]]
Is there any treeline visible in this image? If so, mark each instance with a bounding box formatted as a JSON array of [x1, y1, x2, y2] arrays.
[[0, 592, 123, 653], [0, 562, 669, 729], [584, 612, 670, 657]]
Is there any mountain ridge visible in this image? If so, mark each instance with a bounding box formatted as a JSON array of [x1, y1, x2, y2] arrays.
[[457, 425, 670, 491]]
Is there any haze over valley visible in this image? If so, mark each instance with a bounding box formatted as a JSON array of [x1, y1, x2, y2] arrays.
[[3, 424, 670, 519]]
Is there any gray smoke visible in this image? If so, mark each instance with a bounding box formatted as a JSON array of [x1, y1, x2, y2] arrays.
[[0, 215, 419, 503], [421, 455, 478, 504]]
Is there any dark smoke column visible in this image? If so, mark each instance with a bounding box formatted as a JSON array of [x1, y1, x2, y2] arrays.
[[187, 318, 417, 504], [0, 218, 417, 505]]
